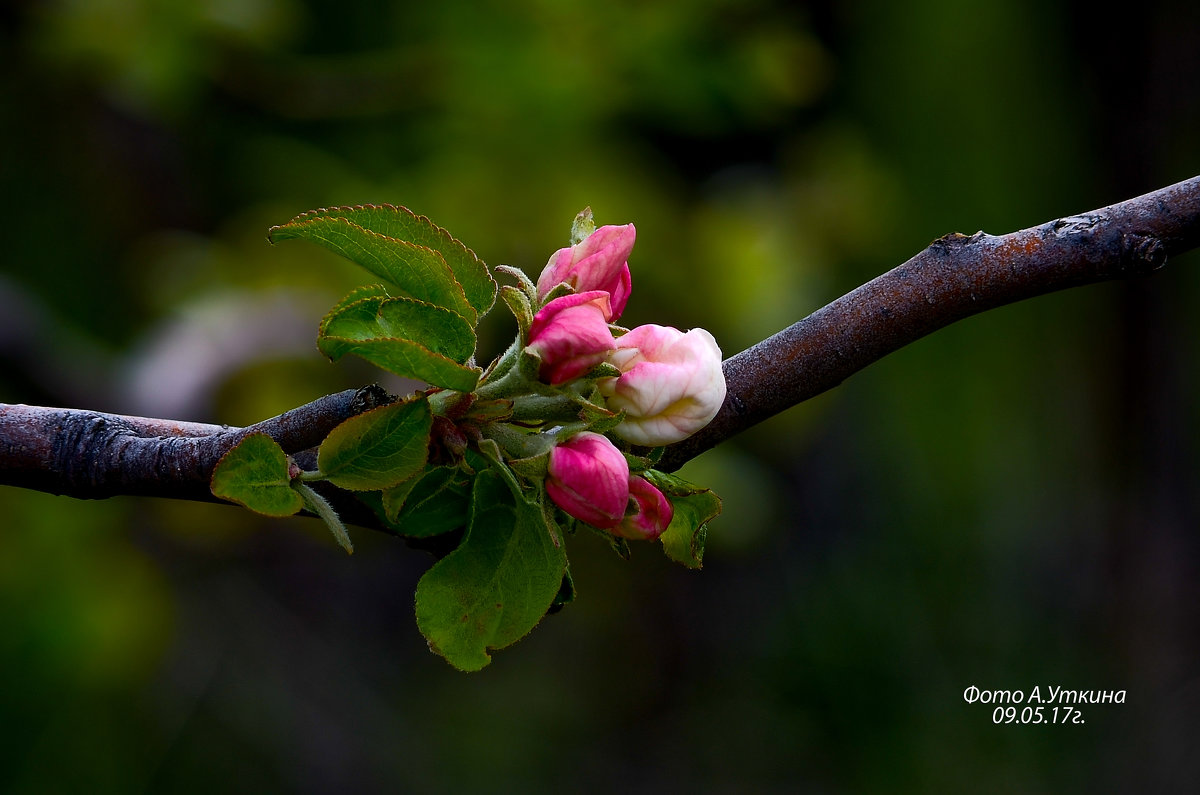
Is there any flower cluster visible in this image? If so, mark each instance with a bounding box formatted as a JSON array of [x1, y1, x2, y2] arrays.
[[519, 218, 725, 540], [243, 202, 725, 670]]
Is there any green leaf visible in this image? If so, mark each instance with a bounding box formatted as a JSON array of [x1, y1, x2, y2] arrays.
[[383, 465, 472, 537], [660, 501, 710, 569], [210, 433, 304, 517], [320, 284, 392, 327], [275, 217, 474, 322], [577, 401, 623, 433], [644, 470, 721, 569], [474, 438, 524, 494], [324, 338, 480, 393], [570, 207, 595, 246], [319, 295, 481, 391], [415, 469, 567, 671], [321, 294, 476, 362], [317, 397, 432, 491], [499, 284, 533, 338], [506, 452, 549, 483], [622, 451, 656, 474], [493, 264, 537, 300], [379, 472, 421, 522], [270, 204, 496, 320], [465, 399, 514, 424]]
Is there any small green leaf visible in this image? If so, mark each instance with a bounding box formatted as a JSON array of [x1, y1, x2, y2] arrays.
[[570, 207, 595, 246], [541, 281, 576, 304], [210, 433, 304, 517], [621, 451, 656, 473], [415, 469, 567, 671], [317, 397, 432, 491], [577, 401, 623, 433], [499, 284, 533, 338], [493, 264, 537, 301], [517, 348, 543, 384], [319, 294, 480, 391], [383, 465, 472, 536], [506, 452, 548, 483], [270, 204, 496, 319], [660, 502, 709, 568], [644, 470, 721, 569]]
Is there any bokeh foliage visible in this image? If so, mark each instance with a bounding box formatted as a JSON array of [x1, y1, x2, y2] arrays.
[[2, 0, 1199, 791]]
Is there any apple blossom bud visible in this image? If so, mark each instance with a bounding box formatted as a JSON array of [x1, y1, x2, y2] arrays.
[[545, 432, 630, 529], [526, 291, 616, 385], [597, 324, 726, 445], [536, 223, 636, 321], [614, 476, 674, 541]]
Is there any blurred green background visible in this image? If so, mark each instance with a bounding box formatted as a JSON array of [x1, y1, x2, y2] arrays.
[[2, 0, 1199, 791]]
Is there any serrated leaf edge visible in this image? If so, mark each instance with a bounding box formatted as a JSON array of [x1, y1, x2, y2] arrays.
[[317, 398, 433, 492], [270, 203, 496, 316], [318, 333, 482, 391], [271, 202, 486, 267], [318, 284, 392, 338], [414, 471, 566, 671], [276, 216, 477, 323], [209, 432, 304, 518], [319, 292, 478, 363]]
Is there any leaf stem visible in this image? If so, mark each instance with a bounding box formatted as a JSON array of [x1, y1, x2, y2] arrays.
[[293, 481, 354, 554]]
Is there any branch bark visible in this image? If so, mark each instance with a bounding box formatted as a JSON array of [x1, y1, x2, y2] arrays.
[[0, 385, 390, 500], [2, 175, 1199, 528], [659, 174, 1200, 469]]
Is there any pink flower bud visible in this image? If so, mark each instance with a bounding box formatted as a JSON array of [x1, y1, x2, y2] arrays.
[[546, 432, 630, 529], [614, 476, 674, 541], [536, 224, 636, 321], [598, 324, 726, 445], [526, 291, 616, 385]]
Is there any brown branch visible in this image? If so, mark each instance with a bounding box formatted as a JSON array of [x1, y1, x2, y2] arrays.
[[0, 385, 390, 501], [659, 174, 1200, 470], [2, 176, 1199, 531]]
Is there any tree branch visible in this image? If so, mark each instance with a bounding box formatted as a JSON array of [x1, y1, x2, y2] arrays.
[[0, 385, 390, 500], [659, 174, 1200, 470], [2, 176, 1199, 530]]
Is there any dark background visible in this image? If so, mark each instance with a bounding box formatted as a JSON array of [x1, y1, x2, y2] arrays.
[[2, 0, 1199, 791]]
